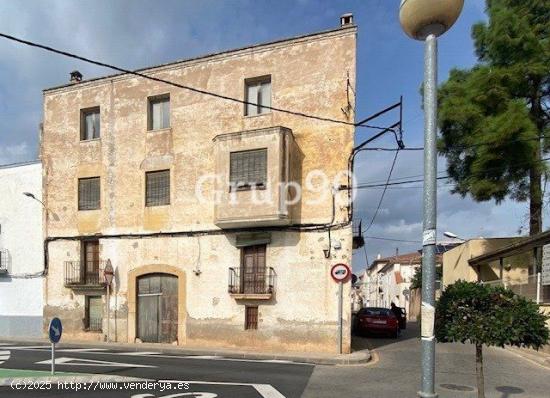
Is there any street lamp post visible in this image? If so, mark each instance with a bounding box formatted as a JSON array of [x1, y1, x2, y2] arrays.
[[399, 1, 464, 397]]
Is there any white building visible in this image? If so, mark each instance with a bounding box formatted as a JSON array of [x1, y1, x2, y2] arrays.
[[361, 252, 432, 317], [0, 161, 44, 337]]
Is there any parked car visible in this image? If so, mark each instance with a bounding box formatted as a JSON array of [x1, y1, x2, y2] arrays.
[[354, 307, 400, 338]]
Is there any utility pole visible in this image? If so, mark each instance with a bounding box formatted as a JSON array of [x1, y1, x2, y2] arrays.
[[399, 1, 464, 397]]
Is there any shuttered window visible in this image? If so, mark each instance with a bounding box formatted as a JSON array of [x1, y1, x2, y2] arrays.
[[148, 95, 170, 130], [80, 107, 100, 140], [230, 149, 267, 189], [78, 177, 100, 210], [146, 170, 170, 206], [245, 306, 258, 330], [85, 296, 103, 332], [245, 76, 271, 116]]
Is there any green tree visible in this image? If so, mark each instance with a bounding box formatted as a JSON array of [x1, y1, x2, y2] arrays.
[[435, 281, 549, 398], [438, 0, 550, 235], [410, 265, 442, 290]]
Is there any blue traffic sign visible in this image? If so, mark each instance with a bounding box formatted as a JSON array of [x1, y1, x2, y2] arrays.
[[49, 317, 62, 344]]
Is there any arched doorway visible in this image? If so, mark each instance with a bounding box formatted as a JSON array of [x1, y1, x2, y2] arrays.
[[136, 273, 178, 343]]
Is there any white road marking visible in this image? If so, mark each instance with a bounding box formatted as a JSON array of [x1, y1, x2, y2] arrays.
[[114, 351, 162, 356], [5, 345, 311, 366], [132, 394, 217, 398], [58, 348, 109, 352], [36, 357, 157, 368], [0, 350, 10, 364], [159, 380, 286, 398]]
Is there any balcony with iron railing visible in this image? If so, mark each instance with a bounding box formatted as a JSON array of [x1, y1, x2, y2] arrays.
[[64, 260, 107, 289], [0, 249, 9, 275], [228, 266, 276, 300]]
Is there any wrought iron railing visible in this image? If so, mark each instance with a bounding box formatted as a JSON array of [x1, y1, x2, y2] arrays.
[[64, 260, 106, 287], [0, 249, 9, 274], [228, 266, 275, 295]]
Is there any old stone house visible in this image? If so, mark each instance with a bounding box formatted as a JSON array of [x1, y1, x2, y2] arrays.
[[41, 18, 357, 353]]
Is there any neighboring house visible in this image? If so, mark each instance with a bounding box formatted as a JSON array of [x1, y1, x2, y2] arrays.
[[0, 161, 44, 337], [41, 17, 357, 354], [360, 252, 442, 318], [444, 236, 550, 304]]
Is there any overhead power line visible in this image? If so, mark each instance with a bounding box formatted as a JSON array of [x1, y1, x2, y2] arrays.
[[363, 150, 400, 232], [0, 31, 389, 131], [363, 235, 421, 243]]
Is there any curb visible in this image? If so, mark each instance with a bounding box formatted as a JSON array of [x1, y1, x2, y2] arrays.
[[0, 375, 145, 387], [0, 338, 371, 366], [506, 347, 550, 370]]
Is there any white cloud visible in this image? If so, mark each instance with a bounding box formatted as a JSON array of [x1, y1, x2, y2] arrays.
[[0, 142, 31, 165]]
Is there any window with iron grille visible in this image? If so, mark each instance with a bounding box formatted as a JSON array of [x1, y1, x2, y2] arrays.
[[78, 177, 100, 210], [85, 296, 103, 332], [80, 107, 100, 140], [148, 94, 170, 130], [146, 170, 170, 206], [230, 149, 267, 189], [245, 306, 258, 330], [245, 76, 271, 116]]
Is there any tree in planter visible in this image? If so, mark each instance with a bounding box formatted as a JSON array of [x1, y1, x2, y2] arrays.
[[410, 265, 442, 290], [435, 281, 549, 398]]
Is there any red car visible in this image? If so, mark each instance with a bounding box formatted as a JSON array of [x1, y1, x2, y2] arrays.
[[355, 307, 400, 338]]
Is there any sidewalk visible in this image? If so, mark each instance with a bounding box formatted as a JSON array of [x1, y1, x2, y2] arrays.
[[0, 337, 371, 366], [506, 346, 550, 370]]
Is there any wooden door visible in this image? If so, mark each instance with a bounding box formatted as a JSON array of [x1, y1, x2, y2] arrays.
[[137, 274, 178, 343], [242, 245, 266, 294]]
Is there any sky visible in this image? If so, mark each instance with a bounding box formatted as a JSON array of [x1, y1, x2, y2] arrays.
[[0, 0, 543, 272]]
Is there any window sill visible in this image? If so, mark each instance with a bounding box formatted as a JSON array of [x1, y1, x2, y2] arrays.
[[80, 138, 101, 143], [145, 203, 171, 208], [229, 184, 266, 192], [147, 127, 172, 134], [244, 112, 271, 119], [78, 208, 101, 212]]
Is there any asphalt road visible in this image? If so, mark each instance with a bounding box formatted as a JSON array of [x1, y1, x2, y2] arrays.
[[0, 342, 315, 398]]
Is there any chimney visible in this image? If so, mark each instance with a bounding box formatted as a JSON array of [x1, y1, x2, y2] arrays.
[[340, 13, 354, 27], [70, 70, 83, 83]]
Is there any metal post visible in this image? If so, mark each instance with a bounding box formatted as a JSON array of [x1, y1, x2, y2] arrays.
[[106, 284, 110, 343], [419, 33, 438, 398], [51, 342, 55, 375], [338, 282, 343, 354], [536, 272, 541, 304]]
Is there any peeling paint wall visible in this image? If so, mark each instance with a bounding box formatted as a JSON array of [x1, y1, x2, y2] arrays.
[[43, 27, 356, 353]]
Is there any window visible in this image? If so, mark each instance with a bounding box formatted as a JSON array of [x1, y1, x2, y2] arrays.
[[82, 240, 100, 284], [241, 245, 266, 294], [230, 149, 267, 189], [85, 296, 103, 332], [148, 95, 170, 130], [245, 76, 271, 116], [245, 306, 258, 330], [146, 170, 170, 206], [78, 177, 100, 210], [80, 107, 100, 140]]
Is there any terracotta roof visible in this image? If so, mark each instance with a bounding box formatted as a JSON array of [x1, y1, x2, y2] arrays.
[[370, 251, 442, 267]]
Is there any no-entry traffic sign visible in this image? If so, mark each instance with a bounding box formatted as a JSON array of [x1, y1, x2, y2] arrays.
[[330, 263, 351, 283]]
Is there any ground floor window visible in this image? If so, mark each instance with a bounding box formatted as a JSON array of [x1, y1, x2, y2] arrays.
[[245, 306, 258, 330], [85, 295, 103, 332]]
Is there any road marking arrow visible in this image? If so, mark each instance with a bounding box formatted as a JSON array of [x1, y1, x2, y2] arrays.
[[36, 357, 156, 368]]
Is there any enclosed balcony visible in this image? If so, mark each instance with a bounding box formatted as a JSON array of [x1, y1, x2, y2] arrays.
[[64, 260, 106, 289], [213, 126, 302, 228], [228, 266, 276, 300]]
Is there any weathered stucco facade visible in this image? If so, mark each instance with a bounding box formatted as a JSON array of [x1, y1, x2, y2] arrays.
[[42, 23, 357, 353]]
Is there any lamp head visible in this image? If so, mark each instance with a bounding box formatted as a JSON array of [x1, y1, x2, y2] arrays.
[[23, 192, 36, 199], [399, 0, 464, 40]]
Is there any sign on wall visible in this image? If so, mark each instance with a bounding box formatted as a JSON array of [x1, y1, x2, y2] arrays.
[[542, 244, 550, 286]]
